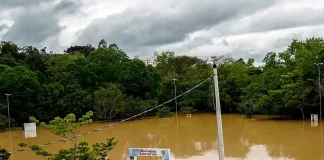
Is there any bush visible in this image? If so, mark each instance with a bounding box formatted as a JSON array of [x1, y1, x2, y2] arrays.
[[0, 114, 14, 132], [156, 107, 172, 118], [15, 112, 118, 160], [179, 106, 197, 114], [0, 145, 10, 160]]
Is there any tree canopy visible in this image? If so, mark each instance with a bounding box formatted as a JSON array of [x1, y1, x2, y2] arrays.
[[0, 37, 323, 131]]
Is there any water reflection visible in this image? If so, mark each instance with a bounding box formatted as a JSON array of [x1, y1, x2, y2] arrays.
[[0, 114, 323, 160]]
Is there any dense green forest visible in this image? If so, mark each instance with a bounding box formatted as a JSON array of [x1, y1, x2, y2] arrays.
[[0, 37, 323, 130]]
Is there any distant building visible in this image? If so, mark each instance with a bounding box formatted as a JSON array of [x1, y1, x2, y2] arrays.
[[133, 52, 159, 67], [132, 53, 158, 66], [143, 54, 158, 66]]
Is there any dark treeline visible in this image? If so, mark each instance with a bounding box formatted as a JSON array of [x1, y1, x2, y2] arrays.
[[0, 37, 323, 130], [0, 39, 213, 131]]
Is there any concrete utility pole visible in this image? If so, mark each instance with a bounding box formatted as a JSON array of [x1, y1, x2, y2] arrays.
[[212, 56, 225, 160], [5, 93, 13, 160], [315, 63, 323, 121]]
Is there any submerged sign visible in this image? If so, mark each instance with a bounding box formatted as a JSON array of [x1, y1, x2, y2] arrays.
[[24, 122, 37, 138], [129, 148, 170, 160]]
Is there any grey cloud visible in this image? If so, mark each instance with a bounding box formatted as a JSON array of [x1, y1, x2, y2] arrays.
[[3, 10, 62, 47], [155, 2, 324, 60], [0, 24, 9, 31], [241, 12, 324, 35], [272, 33, 303, 49], [0, 0, 44, 8], [230, 33, 305, 63], [2, 0, 322, 63], [54, 0, 81, 15], [78, 0, 276, 54], [222, 38, 229, 46], [1, 0, 82, 48], [178, 3, 324, 50]]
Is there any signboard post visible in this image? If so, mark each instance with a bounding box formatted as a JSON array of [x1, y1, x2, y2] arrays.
[[24, 122, 37, 138], [129, 148, 170, 160]]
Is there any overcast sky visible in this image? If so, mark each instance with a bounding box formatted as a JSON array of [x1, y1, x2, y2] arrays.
[[0, 0, 323, 63]]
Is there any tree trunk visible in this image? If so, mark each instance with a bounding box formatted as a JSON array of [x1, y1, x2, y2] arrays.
[[301, 106, 305, 120], [104, 106, 108, 123], [109, 106, 113, 121], [72, 137, 77, 158]]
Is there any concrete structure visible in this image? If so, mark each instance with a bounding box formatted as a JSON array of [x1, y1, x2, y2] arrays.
[[133, 52, 158, 67], [311, 114, 318, 127], [311, 114, 319, 121], [143, 56, 157, 66]]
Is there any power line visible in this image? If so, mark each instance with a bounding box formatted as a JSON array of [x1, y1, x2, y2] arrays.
[[1, 76, 212, 156]]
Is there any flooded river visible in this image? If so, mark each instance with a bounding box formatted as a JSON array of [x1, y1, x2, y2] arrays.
[[0, 113, 323, 160]]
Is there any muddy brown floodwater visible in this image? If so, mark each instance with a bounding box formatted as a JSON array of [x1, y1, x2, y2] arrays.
[[0, 113, 324, 160]]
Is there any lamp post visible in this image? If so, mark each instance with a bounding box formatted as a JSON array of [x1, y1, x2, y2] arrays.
[[171, 78, 178, 116], [171, 78, 180, 151], [4, 93, 13, 160], [211, 56, 225, 160], [5, 94, 12, 131], [315, 63, 323, 121]]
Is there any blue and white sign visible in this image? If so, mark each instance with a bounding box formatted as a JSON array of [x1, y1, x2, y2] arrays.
[[129, 148, 170, 160]]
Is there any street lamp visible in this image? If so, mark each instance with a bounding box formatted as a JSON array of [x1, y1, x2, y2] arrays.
[[5, 94, 12, 131], [315, 63, 323, 121], [171, 78, 178, 116], [4, 93, 13, 160], [171, 78, 180, 152]]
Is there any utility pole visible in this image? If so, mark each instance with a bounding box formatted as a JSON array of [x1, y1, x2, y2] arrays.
[[171, 78, 178, 116], [212, 57, 225, 160], [315, 63, 323, 121], [5, 93, 13, 160]]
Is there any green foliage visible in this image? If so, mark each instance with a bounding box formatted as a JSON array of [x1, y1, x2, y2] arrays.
[[18, 138, 117, 160], [156, 107, 172, 118], [46, 53, 84, 80], [0, 114, 14, 132], [18, 143, 53, 158], [0, 37, 323, 130], [0, 114, 7, 131], [155, 53, 213, 113], [0, 145, 10, 160], [65, 44, 95, 57], [119, 97, 157, 119], [0, 41, 20, 60], [179, 106, 197, 114], [94, 84, 124, 121], [30, 111, 93, 146], [118, 59, 161, 99], [98, 39, 107, 48], [20, 112, 118, 160], [0, 65, 40, 122]]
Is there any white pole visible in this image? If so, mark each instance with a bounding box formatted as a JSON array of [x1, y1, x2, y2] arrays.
[[171, 78, 178, 116], [5, 93, 13, 160], [171, 78, 180, 150], [212, 62, 225, 160]]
